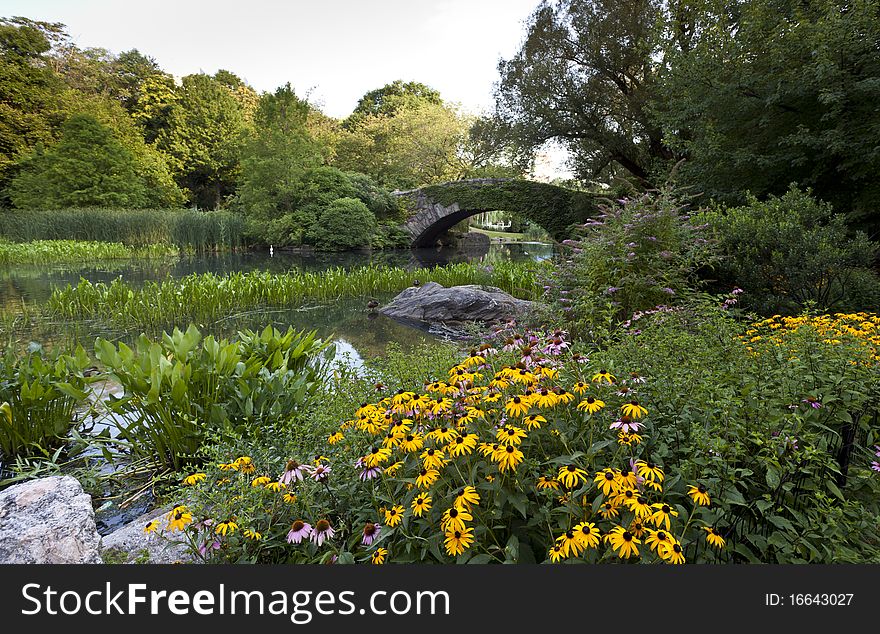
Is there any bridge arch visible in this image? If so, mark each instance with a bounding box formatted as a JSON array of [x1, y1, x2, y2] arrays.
[[393, 178, 601, 248]]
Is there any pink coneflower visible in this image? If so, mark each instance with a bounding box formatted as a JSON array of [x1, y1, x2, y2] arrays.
[[306, 464, 332, 483], [872, 461, 880, 473], [362, 522, 381, 546], [610, 416, 641, 433], [199, 539, 221, 557], [356, 458, 382, 481], [280, 459, 305, 484], [287, 520, 312, 544], [544, 337, 569, 356], [803, 396, 822, 409], [311, 519, 335, 546], [628, 372, 646, 384]]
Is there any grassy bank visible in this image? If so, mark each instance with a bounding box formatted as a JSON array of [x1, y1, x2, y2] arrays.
[[0, 209, 246, 251], [0, 240, 177, 264]]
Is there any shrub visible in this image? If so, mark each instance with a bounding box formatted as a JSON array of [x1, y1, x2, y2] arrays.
[[700, 187, 880, 315], [94, 325, 332, 470], [306, 197, 377, 251], [545, 187, 717, 338], [0, 343, 91, 462]]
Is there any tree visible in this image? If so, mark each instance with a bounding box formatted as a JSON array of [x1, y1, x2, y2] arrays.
[[0, 18, 61, 188], [155, 73, 248, 208], [656, 0, 880, 235], [347, 80, 442, 125], [233, 84, 327, 219], [307, 197, 377, 250], [494, 0, 673, 184], [7, 114, 156, 208]]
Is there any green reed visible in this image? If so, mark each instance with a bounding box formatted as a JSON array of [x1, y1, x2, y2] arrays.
[[46, 262, 545, 330], [0, 240, 176, 264], [0, 209, 246, 251]]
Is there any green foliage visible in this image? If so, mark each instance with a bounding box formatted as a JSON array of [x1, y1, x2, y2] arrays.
[[0, 208, 245, 250], [0, 342, 91, 461], [545, 187, 717, 336], [46, 262, 545, 330], [407, 179, 601, 241], [700, 187, 880, 315], [6, 114, 181, 209], [0, 239, 174, 264], [656, 0, 880, 233], [308, 197, 376, 251], [94, 324, 332, 470]]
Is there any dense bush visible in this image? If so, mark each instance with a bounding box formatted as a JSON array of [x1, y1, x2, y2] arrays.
[[700, 187, 880, 315], [307, 197, 377, 251], [545, 188, 716, 338]]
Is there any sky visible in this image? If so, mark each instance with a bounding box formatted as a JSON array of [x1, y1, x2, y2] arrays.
[[2, 0, 542, 119]]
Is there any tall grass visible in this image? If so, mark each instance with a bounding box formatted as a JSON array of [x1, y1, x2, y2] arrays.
[[0, 240, 175, 264], [46, 262, 544, 330], [0, 209, 246, 251]]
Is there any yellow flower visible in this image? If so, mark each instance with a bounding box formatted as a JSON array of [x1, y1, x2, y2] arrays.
[[416, 468, 440, 489], [427, 426, 458, 444], [182, 473, 206, 486], [635, 460, 664, 482], [234, 456, 255, 473], [573, 521, 601, 549], [491, 444, 524, 472], [400, 433, 424, 453], [504, 395, 531, 417], [556, 530, 585, 557], [658, 539, 686, 564], [447, 433, 478, 457], [533, 388, 559, 409], [218, 462, 236, 471], [444, 527, 475, 556], [687, 484, 711, 506], [265, 481, 284, 492], [143, 519, 161, 534], [371, 547, 388, 564], [328, 431, 344, 444], [384, 505, 405, 527], [453, 485, 481, 511], [496, 425, 528, 446], [598, 501, 619, 519], [243, 529, 262, 540], [536, 476, 560, 490], [604, 525, 640, 559], [420, 447, 447, 470], [645, 528, 673, 553], [283, 492, 297, 503], [411, 494, 432, 517], [649, 502, 678, 530], [621, 400, 648, 419], [557, 464, 589, 489], [625, 494, 654, 520], [215, 519, 238, 536], [166, 506, 192, 532], [591, 370, 615, 384], [523, 414, 547, 430], [383, 461, 403, 477], [441, 506, 473, 533], [594, 468, 620, 495], [577, 397, 605, 414], [548, 543, 566, 562], [251, 476, 271, 487], [572, 381, 589, 394], [703, 526, 726, 549]]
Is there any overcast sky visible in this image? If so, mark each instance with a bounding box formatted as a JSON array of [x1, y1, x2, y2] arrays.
[[3, 0, 541, 118]]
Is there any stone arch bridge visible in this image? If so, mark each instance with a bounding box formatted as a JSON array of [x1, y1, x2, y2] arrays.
[[393, 178, 602, 248]]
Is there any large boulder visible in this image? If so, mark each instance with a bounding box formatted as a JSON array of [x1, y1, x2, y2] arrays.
[[0, 475, 102, 564], [100, 506, 194, 564], [380, 282, 534, 327]]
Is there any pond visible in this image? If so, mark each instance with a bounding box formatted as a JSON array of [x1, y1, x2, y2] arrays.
[[0, 241, 554, 368]]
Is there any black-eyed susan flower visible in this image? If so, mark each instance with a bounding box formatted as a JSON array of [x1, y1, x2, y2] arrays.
[[400, 433, 424, 453], [533, 388, 559, 409], [649, 503, 678, 530], [572, 381, 589, 394], [644, 528, 673, 553], [243, 529, 262, 540], [625, 495, 654, 520], [364, 445, 392, 468], [577, 396, 605, 414], [558, 464, 589, 489], [658, 539, 685, 564], [215, 519, 238, 536], [573, 521, 601, 549], [594, 468, 620, 495], [416, 468, 440, 489], [412, 494, 432, 517], [492, 444, 524, 472], [523, 414, 547, 430], [143, 519, 161, 534], [703, 526, 725, 549], [384, 505, 405, 527], [553, 387, 576, 404], [617, 467, 640, 490], [441, 506, 473, 533], [635, 460, 664, 483], [556, 530, 585, 557], [628, 519, 647, 539], [283, 492, 297, 504], [454, 486, 480, 511], [687, 484, 711, 506], [383, 461, 403, 477], [182, 473, 206, 486], [251, 476, 271, 487], [421, 448, 447, 470], [265, 481, 285, 492], [537, 476, 560, 490], [444, 527, 475, 556], [621, 400, 648, 419], [328, 431, 344, 444], [448, 433, 478, 457], [427, 426, 457, 444], [548, 543, 566, 562], [371, 547, 388, 564], [605, 525, 639, 558], [496, 425, 528, 446], [504, 395, 530, 417], [592, 369, 615, 384], [234, 456, 255, 474], [166, 506, 192, 532]]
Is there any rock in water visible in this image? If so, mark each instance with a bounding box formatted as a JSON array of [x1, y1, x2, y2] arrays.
[[379, 282, 534, 327], [0, 475, 102, 564]]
